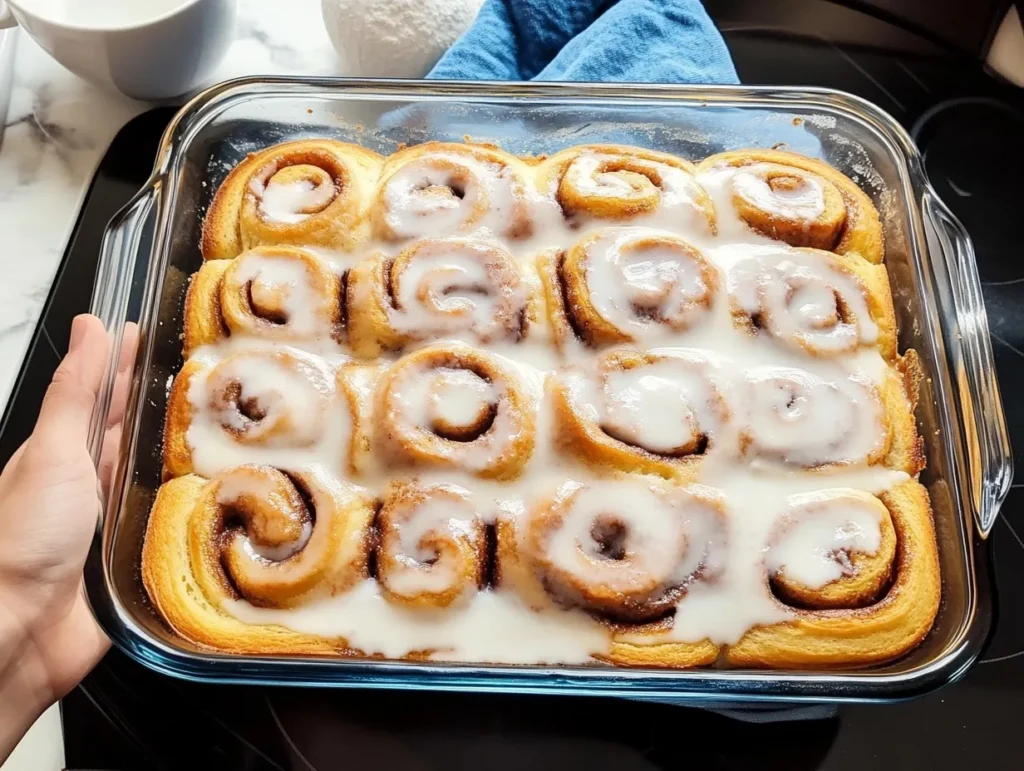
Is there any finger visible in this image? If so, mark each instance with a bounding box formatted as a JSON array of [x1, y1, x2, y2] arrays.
[[98, 423, 122, 500], [105, 322, 139, 430], [32, 315, 111, 455]]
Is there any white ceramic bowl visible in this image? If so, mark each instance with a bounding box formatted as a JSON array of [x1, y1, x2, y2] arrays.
[[0, 0, 237, 100]]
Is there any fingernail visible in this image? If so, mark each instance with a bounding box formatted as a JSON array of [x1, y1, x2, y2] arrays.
[[69, 315, 86, 350]]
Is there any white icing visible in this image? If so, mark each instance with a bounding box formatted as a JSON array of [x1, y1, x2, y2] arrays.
[[766, 490, 884, 589], [225, 582, 610, 664], [731, 164, 826, 223], [743, 366, 885, 467], [229, 253, 328, 338], [387, 239, 527, 341], [568, 353, 724, 456], [185, 346, 351, 478], [726, 246, 878, 354], [381, 353, 523, 474], [426, 368, 496, 430], [581, 228, 716, 340], [543, 481, 688, 594], [381, 491, 481, 598], [257, 177, 336, 224], [381, 152, 527, 240]]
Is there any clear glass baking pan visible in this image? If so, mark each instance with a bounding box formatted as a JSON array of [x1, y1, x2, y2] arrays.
[[84, 77, 1011, 703]]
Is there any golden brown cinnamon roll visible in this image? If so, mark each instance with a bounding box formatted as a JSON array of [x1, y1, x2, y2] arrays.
[[183, 246, 343, 355], [740, 363, 923, 474], [376, 482, 487, 609], [727, 481, 939, 668], [741, 366, 888, 468], [539, 228, 719, 348], [727, 246, 897, 358], [539, 144, 715, 230], [374, 344, 536, 479], [371, 142, 535, 241], [346, 237, 539, 357], [495, 478, 723, 667], [697, 149, 884, 262], [765, 488, 897, 609], [202, 139, 383, 259], [141, 465, 375, 653], [551, 349, 727, 479], [163, 349, 369, 479]]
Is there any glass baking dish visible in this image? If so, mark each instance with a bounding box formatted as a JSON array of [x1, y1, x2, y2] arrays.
[[83, 77, 1011, 703]]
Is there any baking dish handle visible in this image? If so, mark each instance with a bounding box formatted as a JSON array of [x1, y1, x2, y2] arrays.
[[88, 178, 162, 468], [922, 188, 1013, 538]]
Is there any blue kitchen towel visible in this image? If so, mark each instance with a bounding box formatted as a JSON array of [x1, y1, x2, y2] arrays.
[[428, 0, 738, 85]]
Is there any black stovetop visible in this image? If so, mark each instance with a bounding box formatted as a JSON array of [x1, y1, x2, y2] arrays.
[[3, 9, 1024, 770]]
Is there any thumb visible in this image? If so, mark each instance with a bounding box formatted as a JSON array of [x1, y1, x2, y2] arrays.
[[32, 315, 111, 455]]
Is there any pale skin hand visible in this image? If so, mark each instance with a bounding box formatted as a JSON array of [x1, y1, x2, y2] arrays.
[[0, 314, 134, 761]]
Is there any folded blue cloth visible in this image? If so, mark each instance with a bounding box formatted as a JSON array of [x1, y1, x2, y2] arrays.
[[428, 0, 738, 85]]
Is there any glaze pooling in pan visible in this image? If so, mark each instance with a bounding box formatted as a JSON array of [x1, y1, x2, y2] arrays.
[[144, 140, 938, 669]]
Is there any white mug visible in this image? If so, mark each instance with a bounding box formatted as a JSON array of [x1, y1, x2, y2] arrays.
[[0, 0, 237, 100]]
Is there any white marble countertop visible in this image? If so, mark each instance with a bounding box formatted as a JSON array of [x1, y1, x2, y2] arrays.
[[0, 0, 344, 409]]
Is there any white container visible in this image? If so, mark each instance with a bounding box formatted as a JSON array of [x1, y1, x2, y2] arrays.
[[0, 0, 237, 100]]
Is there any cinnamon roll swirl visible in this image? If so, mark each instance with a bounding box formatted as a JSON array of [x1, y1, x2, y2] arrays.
[[376, 482, 487, 609], [697, 149, 884, 263], [202, 139, 383, 259], [496, 478, 722, 667], [183, 246, 343, 355], [727, 481, 939, 668], [371, 142, 534, 241], [741, 367, 888, 469], [552, 349, 728, 479], [539, 228, 719, 348], [519, 480, 725, 621], [346, 237, 538, 356], [728, 246, 897, 358], [141, 465, 375, 653], [741, 363, 923, 473], [766, 488, 897, 610], [540, 144, 715, 230], [163, 349, 367, 479], [374, 344, 536, 479]]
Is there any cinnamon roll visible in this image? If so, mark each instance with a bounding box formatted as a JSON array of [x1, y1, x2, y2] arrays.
[[163, 349, 368, 479], [552, 349, 727, 478], [376, 482, 487, 609], [727, 246, 897, 358], [766, 488, 897, 609], [496, 478, 723, 667], [539, 228, 719, 348], [741, 362, 923, 473], [370, 142, 535, 241], [741, 366, 887, 468], [201, 139, 383, 259], [346, 237, 538, 356], [374, 344, 536, 479], [141, 465, 375, 653], [697, 149, 884, 262], [183, 246, 343, 355], [539, 144, 715, 230], [727, 481, 940, 668]]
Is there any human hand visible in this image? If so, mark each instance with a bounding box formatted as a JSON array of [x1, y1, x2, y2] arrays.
[[0, 314, 135, 760]]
